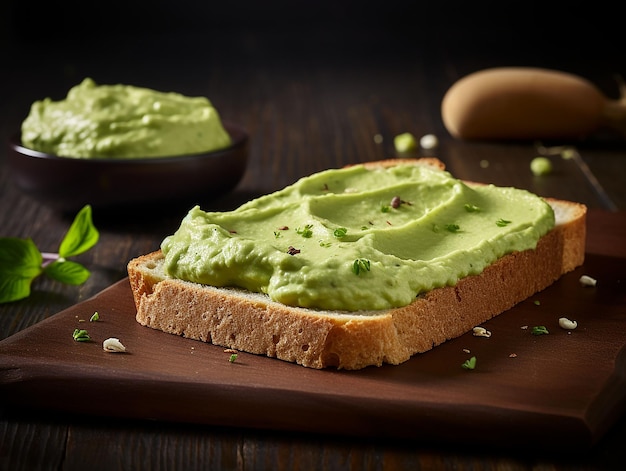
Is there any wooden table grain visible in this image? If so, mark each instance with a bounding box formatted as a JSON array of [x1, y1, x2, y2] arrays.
[[2, 6, 626, 469]]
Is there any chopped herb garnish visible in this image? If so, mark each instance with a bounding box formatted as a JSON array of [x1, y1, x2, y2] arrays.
[[287, 246, 301, 255], [0, 205, 99, 303], [319, 241, 332, 248], [462, 356, 477, 370], [533, 300, 541, 306], [445, 224, 461, 233], [464, 203, 481, 212], [72, 328, 90, 342], [274, 231, 282, 238], [381, 204, 391, 213], [229, 353, 238, 363], [496, 218, 512, 227], [333, 227, 348, 238], [352, 258, 371, 275], [89, 311, 100, 322], [296, 224, 313, 238], [360, 226, 370, 231], [531, 325, 549, 335]]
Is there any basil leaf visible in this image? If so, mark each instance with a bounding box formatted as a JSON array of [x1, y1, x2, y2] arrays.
[[58, 205, 99, 258], [0, 276, 39, 303], [0, 237, 43, 302], [44, 260, 91, 285]]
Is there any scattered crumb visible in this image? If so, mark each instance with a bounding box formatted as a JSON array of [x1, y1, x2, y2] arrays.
[[419, 133, 438, 150], [224, 348, 238, 354], [462, 348, 471, 354], [479, 159, 490, 168], [579, 275, 597, 287], [103, 338, 126, 353], [472, 326, 492, 338], [521, 325, 529, 330], [558, 317, 578, 330], [373, 134, 383, 144], [509, 353, 518, 358]]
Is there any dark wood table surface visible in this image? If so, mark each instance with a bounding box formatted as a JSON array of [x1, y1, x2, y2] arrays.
[[2, 3, 626, 470]]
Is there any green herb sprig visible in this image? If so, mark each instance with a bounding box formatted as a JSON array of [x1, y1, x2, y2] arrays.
[[462, 356, 477, 370], [531, 326, 549, 335], [72, 328, 91, 342], [333, 227, 348, 238], [464, 203, 481, 212], [496, 218, 512, 227], [352, 258, 371, 275], [296, 224, 313, 238], [0, 205, 99, 303]]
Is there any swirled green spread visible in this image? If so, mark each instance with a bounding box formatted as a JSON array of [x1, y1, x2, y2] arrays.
[[161, 163, 555, 311], [21, 78, 231, 159]]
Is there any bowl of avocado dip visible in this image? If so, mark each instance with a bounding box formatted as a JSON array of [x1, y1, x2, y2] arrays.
[[8, 78, 249, 211]]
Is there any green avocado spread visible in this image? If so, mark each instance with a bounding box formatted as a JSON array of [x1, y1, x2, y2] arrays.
[[21, 78, 232, 159], [161, 162, 555, 312]]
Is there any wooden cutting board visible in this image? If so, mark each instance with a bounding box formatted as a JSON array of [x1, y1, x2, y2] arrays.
[[1, 210, 625, 450]]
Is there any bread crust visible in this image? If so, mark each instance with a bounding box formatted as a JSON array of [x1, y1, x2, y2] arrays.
[[127, 159, 587, 370]]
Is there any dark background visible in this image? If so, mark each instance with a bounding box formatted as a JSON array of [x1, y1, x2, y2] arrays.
[[2, 1, 625, 164], [2, 1, 624, 89]]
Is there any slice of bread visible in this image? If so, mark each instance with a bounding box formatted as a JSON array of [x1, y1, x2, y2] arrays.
[[127, 159, 587, 370]]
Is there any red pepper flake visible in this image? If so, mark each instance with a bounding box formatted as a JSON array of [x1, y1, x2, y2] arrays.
[[386, 220, 392, 225], [278, 226, 289, 231], [229, 230, 237, 234], [322, 183, 329, 191], [287, 246, 301, 255], [391, 196, 412, 208]]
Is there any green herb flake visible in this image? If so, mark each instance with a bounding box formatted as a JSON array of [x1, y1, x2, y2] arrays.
[[229, 353, 238, 363], [445, 224, 461, 233], [496, 218, 512, 227], [296, 224, 313, 238], [531, 325, 549, 335], [462, 356, 477, 370], [319, 241, 332, 248], [533, 300, 541, 306], [464, 203, 481, 212], [333, 227, 348, 238], [72, 328, 90, 342], [273, 231, 282, 239], [381, 204, 391, 213], [90, 312, 100, 322], [352, 258, 371, 275]]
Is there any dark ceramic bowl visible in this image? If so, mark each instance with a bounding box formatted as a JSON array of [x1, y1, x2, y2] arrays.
[[8, 122, 249, 211]]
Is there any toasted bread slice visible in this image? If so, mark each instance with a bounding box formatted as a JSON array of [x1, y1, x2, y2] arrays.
[[127, 159, 586, 369]]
